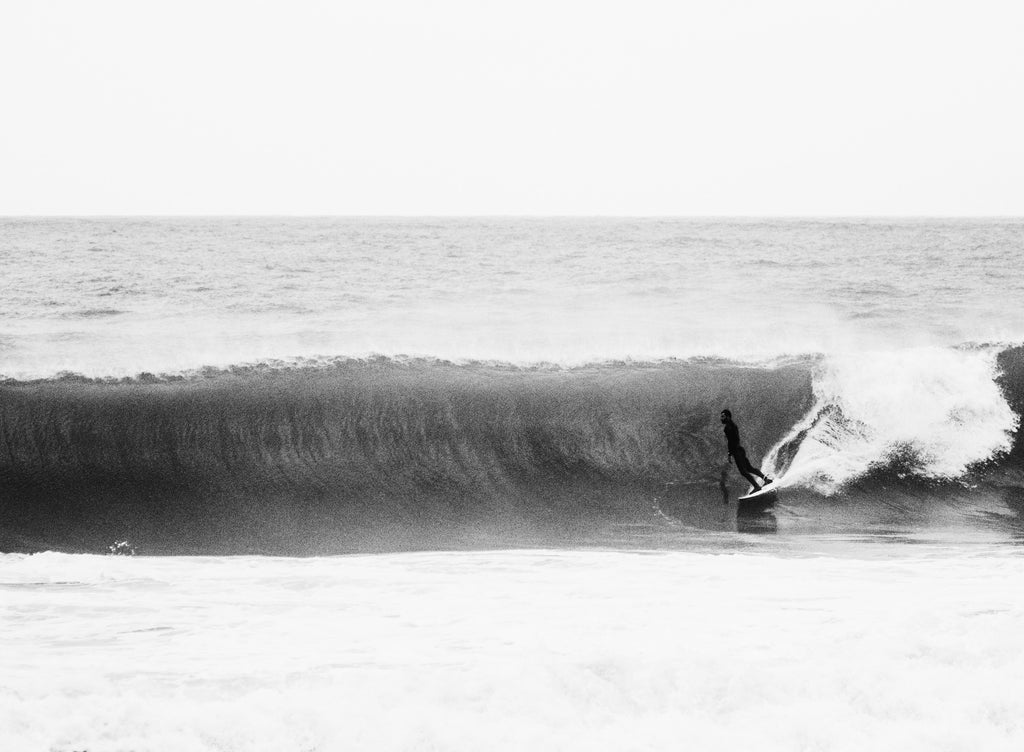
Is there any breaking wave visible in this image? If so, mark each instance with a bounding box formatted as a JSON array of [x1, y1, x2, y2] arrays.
[[1, 346, 1022, 553], [768, 346, 1020, 493]]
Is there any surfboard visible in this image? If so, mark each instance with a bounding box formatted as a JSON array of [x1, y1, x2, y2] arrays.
[[737, 480, 778, 502]]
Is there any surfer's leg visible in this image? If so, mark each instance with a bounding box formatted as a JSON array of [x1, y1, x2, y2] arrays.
[[738, 468, 761, 490], [742, 451, 770, 482], [734, 453, 761, 491]]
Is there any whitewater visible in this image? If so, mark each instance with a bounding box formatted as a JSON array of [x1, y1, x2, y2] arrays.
[[6, 546, 1024, 752], [2, 217, 1024, 750]]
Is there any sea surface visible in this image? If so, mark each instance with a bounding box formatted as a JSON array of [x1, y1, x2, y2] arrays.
[[2, 217, 1024, 750]]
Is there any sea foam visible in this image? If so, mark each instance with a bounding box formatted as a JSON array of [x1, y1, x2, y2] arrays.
[[767, 346, 1019, 493], [3, 548, 1024, 752]]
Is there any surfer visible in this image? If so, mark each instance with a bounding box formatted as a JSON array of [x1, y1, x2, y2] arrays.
[[720, 409, 772, 492]]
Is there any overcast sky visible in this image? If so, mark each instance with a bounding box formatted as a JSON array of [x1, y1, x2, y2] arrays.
[[2, 1, 1022, 215]]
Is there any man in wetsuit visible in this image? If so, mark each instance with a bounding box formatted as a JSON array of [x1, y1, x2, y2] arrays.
[[721, 409, 772, 492]]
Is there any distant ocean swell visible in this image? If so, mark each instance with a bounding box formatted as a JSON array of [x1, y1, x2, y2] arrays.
[[1, 346, 1022, 553]]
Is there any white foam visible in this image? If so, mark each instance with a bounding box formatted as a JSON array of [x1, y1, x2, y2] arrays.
[[767, 347, 1019, 493], [3, 548, 1024, 751]]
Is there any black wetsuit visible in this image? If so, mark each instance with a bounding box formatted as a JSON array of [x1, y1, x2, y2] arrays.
[[724, 418, 768, 489]]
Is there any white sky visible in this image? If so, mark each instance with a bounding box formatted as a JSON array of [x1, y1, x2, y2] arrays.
[[2, 0, 1023, 215]]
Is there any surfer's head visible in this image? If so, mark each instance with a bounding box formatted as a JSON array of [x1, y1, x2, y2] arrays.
[[720, 409, 731, 423]]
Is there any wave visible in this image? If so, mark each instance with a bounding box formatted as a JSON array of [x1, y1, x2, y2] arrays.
[[60, 308, 126, 319], [1, 346, 1023, 554]]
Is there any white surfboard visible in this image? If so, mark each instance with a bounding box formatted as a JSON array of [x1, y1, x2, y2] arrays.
[[737, 479, 778, 502]]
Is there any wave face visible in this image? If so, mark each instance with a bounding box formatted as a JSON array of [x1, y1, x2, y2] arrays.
[[2, 347, 1024, 554], [0, 359, 812, 553]]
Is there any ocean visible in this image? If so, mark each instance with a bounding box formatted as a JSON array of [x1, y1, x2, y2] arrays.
[[2, 217, 1024, 750]]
